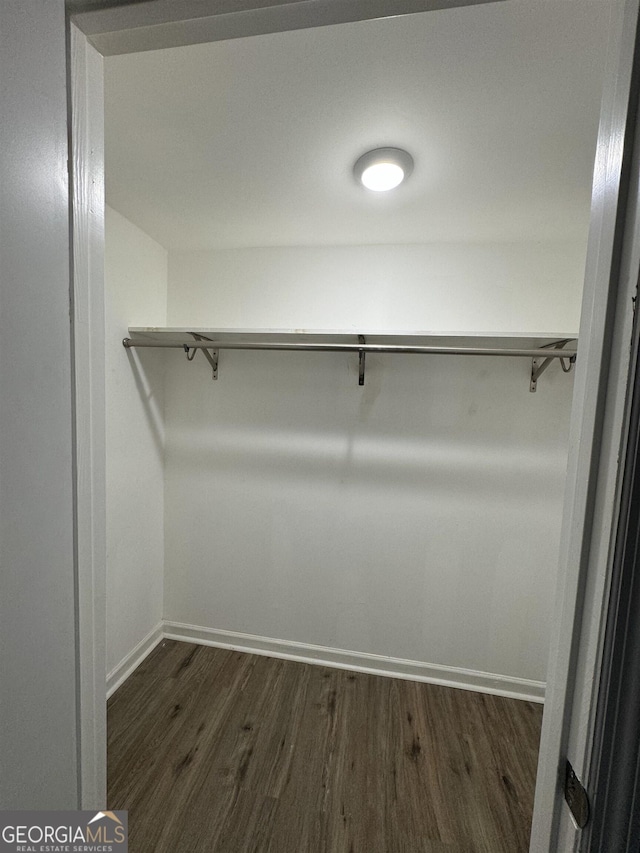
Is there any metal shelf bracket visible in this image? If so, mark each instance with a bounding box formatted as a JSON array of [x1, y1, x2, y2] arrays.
[[530, 339, 575, 392], [184, 333, 218, 380]]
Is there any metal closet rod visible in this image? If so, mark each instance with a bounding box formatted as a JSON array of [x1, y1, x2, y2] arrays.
[[122, 338, 577, 359]]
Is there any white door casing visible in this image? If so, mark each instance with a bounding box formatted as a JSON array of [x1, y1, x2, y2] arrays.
[[531, 1, 640, 848]]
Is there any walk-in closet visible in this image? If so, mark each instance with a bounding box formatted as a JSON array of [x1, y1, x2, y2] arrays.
[[102, 2, 612, 850]]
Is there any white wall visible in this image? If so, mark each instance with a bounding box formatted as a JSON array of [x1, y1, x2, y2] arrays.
[[168, 241, 585, 334], [162, 241, 578, 688], [105, 206, 167, 675], [0, 0, 79, 808]]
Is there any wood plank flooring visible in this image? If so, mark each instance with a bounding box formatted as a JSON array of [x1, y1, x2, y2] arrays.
[[108, 640, 543, 853]]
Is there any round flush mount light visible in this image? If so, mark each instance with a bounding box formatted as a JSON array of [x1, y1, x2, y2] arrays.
[[354, 147, 414, 192]]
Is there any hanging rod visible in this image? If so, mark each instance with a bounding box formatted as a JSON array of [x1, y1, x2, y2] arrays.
[[122, 335, 576, 391], [123, 338, 577, 359]]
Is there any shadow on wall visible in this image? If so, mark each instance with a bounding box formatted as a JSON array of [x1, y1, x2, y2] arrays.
[[125, 347, 165, 460]]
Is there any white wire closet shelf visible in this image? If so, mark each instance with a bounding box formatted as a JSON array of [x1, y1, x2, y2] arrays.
[[123, 328, 579, 392]]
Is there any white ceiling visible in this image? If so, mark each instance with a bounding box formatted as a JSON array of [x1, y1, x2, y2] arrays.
[[105, 0, 611, 251]]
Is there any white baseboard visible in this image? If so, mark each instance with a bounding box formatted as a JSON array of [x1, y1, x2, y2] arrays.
[[106, 621, 164, 699], [162, 621, 545, 703], [107, 621, 545, 703]]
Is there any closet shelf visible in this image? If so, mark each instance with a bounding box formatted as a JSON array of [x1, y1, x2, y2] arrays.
[[123, 328, 578, 392]]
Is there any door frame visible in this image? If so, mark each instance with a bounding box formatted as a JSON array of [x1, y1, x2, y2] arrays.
[[67, 1, 640, 848], [531, 2, 640, 849], [586, 145, 640, 847]]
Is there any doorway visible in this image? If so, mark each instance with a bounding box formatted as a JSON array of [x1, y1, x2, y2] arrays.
[[69, 3, 640, 848]]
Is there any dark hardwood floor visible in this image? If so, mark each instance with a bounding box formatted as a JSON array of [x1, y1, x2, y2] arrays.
[[108, 640, 543, 853]]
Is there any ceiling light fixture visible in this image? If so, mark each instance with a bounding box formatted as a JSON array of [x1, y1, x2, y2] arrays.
[[354, 147, 414, 192]]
